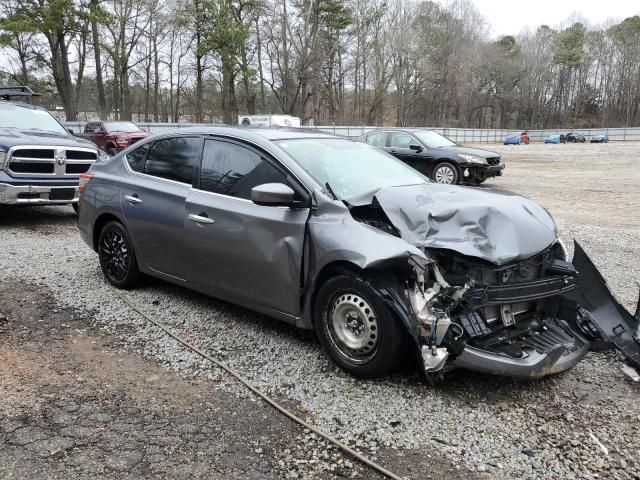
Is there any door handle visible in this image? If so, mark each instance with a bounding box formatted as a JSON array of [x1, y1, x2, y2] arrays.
[[188, 213, 215, 225], [124, 194, 142, 204]]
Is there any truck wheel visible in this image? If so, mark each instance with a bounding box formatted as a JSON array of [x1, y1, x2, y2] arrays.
[[314, 273, 404, 378], [432, 162, 459, 184], [98, 221, 141, 289], [72, 203, 79, 215]]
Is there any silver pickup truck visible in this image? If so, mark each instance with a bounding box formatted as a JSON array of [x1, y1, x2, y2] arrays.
[[0, 87, 104, 211]]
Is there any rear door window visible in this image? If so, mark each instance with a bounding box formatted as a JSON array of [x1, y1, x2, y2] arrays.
[[143, 137, 201, 184], [388, 132, 414, 149], [365, 132, 387, 147], [125, 143, 151, 173], [199, 139, 297, 200]]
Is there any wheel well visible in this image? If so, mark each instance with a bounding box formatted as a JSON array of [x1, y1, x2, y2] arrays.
[[308, 260, 406, 326], [92, 213, 121, 251], [308, 261, 364, 325]]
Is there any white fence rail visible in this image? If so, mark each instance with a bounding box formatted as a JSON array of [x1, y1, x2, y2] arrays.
[[63, 122, 640, 143]]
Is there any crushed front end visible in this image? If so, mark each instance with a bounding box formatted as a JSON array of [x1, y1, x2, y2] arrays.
[[405, 241, 638, 379]]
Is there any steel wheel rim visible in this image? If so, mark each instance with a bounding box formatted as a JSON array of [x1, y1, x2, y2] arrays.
[[327, 292, 379, 363], [100, 228, 130, 282], [435, 165, 455, 184]]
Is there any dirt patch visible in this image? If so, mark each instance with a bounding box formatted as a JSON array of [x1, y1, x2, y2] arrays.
[[471, 141, 640, 231], [0, 281, 477, 479]]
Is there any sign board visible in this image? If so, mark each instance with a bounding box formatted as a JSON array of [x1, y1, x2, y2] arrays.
[[238, 115, 301, 128]]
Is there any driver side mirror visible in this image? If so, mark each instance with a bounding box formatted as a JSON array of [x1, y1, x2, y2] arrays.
[[251, 183, 295, 207], [67, 128, 74, 134], [409, 144, 423, 153]]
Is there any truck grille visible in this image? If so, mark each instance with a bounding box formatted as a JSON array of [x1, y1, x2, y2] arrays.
[[6, 146, 97, 178]]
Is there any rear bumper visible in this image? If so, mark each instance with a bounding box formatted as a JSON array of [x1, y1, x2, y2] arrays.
[[0, 182, 78, 205]]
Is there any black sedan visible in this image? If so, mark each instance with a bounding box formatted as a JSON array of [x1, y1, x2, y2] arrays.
[[357, 129, 504, 185], [566, 133, 586, 143]]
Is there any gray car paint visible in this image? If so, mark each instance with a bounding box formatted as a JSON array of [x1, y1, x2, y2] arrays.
[[346, 183, 558, 266], [78, 126, 640, 377]]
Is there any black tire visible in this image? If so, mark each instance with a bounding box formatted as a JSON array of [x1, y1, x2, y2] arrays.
[[106, 147, 118, 156], [71, 203, 79, 214], [431, 162, 460, 185], [98, 220, 141, 289], [314, 273, 405, 378]]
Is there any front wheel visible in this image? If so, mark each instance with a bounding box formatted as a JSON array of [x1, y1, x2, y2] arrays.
[[431, 162, 459, 184], [314, 274, 405, 378], [98, 221, 141, 289]]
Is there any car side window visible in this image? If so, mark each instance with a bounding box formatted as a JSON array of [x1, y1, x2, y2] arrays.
[[85, 122, 96, 133], [125, 143, 151, 173], [199, 139, 292, 200], [388, 132, 414, 148], [365, 132, 387, 147], [143, 137, 200, 184]]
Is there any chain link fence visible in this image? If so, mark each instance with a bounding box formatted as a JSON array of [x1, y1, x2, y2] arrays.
[[63, 122, 640, 143]]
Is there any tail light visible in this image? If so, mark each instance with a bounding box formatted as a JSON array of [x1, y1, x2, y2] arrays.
[[79, 173, 94, 193]]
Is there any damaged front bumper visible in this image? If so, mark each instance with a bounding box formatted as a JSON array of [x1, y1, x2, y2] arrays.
[[406, 241, 640, 379], [452, 319, 591, 378]]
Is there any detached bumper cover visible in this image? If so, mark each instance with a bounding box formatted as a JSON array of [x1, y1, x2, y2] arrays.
[[0, 182, 78, 205], [570, 241, 640, 368]]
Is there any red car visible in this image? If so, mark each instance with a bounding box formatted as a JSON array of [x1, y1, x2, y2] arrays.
[[77, 121, 150, 156]]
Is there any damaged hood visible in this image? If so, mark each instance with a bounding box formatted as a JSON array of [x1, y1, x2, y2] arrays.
[[349, 184, 558, 265]]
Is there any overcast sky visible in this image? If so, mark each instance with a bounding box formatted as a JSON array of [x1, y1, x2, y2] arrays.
[[467, 0, 640, 38]]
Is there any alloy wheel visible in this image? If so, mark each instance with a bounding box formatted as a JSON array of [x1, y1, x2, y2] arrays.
[[434, 165, 456, 184], [100, 227, 130, 282]]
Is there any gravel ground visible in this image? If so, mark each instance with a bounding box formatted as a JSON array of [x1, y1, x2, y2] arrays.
[[1, 141, 639, 479]]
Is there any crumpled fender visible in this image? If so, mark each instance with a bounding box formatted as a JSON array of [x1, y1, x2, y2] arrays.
[[570, 241, 640, 368], [298, 190, 426, 330]]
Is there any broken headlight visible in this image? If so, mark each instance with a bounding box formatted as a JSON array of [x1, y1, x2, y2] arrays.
[[458, 154, 487, 165]]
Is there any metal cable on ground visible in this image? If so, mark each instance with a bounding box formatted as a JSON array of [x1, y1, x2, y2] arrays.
[[113, 291, 404, 480]]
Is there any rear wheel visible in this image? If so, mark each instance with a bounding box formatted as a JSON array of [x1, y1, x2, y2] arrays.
[[314, 273, 405, 378], [431, 162, 459, 185], [98, 221, 141, 289]]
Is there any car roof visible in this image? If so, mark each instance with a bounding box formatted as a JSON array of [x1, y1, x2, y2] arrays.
[[163, 126, 338, 141], [0, 100, 47, 111]]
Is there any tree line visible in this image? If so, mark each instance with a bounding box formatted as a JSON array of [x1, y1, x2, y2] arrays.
[[1, 0, 639, 128]]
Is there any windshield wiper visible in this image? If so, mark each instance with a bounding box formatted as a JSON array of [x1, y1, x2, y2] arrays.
[[324, 182, 339, 200]]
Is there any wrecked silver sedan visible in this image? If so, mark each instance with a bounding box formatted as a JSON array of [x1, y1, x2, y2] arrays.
[[77, 128, 640, 379]]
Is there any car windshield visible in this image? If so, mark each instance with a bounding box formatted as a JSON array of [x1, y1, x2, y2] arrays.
[[105, 122, 141, 133], [0, 104, 67, 134], [277, 138, 429, 199], [411, 130, 456, 148]]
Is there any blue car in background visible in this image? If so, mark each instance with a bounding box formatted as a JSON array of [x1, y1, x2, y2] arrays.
[[590, 134, 609, 143], [503, 131, 529, 145], [544, 134, 566, 144], [503, 134, 520, 145]]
